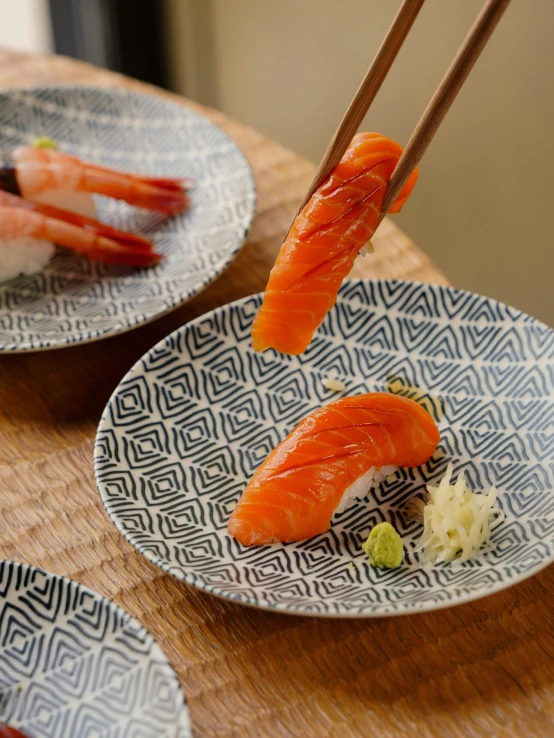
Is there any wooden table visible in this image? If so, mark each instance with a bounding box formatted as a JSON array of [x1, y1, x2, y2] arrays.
[[0, 50, 552, 738]]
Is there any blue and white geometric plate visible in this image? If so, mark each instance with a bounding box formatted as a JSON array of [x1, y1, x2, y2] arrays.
[[0, 561, 191, 737], [94, 279, 554, 618], [0, 86, 255, 352]]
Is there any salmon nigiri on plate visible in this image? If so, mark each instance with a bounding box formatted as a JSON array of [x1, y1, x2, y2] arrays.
[[0, 86, 255, 352], [95, 279, 554, 618]]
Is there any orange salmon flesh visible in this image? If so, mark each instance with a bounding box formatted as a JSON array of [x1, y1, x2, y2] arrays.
[[228, 392, 439, 546], [251, 132, 418, 355]]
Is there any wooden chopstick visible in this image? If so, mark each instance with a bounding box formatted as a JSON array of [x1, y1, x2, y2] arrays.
[[295, 0, 426, 215], [379, 0, 511, 221], [294, 0, 510, 234]]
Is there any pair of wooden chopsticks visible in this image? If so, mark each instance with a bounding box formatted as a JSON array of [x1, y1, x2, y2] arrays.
[[296, 0, 511, 223]]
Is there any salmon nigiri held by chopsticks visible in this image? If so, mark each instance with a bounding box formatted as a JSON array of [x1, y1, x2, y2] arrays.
[[228, 393, 439, 546], [251, 133, 418, 355]]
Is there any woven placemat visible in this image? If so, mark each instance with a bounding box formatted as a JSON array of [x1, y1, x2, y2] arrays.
[[1, 49, 552, 738]]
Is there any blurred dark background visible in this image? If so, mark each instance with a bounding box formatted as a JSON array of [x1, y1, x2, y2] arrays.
[[48, 0, 170, 88]]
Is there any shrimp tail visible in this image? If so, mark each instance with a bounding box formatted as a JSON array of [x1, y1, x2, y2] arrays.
[[0, 197, 162, 268], [35, 202, 155, 252], [13, 146, 190, 214], [0, 190, 156, 255], [135, 180, 189, 213], [82, 161, 190, 213], [141, 176, 191, 188], [85, 247, 162, 267]]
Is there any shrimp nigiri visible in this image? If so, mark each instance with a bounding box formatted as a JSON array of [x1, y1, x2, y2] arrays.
[[0, 145, 188, 215], [0, 190, 160, 281], [251, 133, 418, 355], [228, 393, 439, 546]]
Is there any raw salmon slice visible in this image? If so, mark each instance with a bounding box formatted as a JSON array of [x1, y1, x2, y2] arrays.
[[228, 393, 439, 546], [251, 132, 418, 355]]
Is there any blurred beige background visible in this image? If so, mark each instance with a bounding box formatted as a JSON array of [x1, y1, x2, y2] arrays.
[[165, 0, 554, 326], [0, 0, 551, 326], [0, 0, 51, 53]]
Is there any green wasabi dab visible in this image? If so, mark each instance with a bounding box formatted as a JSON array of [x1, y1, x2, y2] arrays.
[[32, 136, 58, 150], [362, 522, 403, 568]]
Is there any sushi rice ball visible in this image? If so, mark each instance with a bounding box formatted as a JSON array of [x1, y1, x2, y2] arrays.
[[0, 190, 96, 283], [0, 237, 55, 283]]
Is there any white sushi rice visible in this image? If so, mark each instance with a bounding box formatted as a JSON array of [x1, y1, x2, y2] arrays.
[[333, 465, 398, 516], [0, 237, 55, 282], [0, 191, 97, 283], [357, 241, 375, 258], [322, 377, 346, 392], [32, 189, 97, 219]]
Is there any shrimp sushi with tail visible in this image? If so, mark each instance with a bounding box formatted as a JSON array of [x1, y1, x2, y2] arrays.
[[0, 190, 161, 282], [251, 132, 418, 355], [0, 146, 189, 215], [228, 393, 439, 546]]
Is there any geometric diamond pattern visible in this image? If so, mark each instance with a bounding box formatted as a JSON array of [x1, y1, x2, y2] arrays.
[[95, 279, 554, 617], [0, 86, 255, 352], [0, 562, 191, 736]]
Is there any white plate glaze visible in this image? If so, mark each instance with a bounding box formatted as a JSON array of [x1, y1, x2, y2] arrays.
[[0, 86, 255, 351], [0, 561, 191, 736], [94, 279, 554, 617]]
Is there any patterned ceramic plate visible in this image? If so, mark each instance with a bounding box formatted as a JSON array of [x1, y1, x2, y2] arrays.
[[94, 279, 554, 617], [0, 561, 191, 737], [0, 86, 255, 352]]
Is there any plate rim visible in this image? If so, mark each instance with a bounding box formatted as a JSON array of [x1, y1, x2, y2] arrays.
[[94, 277, 554, 618], [0, 84, 257, 353], [0, 558, 191, 732]]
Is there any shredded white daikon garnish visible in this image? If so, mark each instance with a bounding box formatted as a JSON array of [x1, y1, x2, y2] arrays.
[[413, 464, 504, 566]]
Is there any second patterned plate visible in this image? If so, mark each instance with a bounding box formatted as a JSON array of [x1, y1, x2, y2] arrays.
[[94, 279, 554, 617], [0, 561, 191, 737], [0, 86, 255, 352]]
